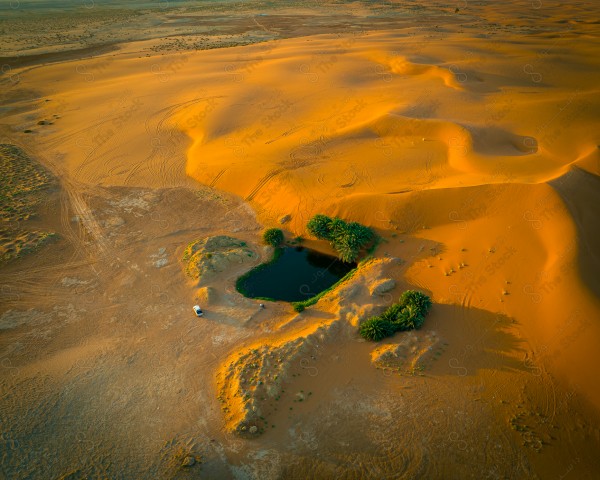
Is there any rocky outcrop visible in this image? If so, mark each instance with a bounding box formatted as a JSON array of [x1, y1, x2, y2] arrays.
[[217, 321, 339, 437], [182, 236, 257, 283], [344, 303, 387, 328], [370, 278, 396, 296], [333, 257, 402, 326], [370, 331, 446, 374]]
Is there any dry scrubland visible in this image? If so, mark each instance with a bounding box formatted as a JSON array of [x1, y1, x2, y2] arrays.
[[1, 0, 600, 478]]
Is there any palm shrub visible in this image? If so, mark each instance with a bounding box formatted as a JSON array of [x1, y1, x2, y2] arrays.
[[359, 317, 396, 341], [394, 304, 426, 331], [306, 214, 374, 263], [330, 221, 372, 262], [380, 303, 404, 323], [399, 290, 432, 315], [345, 221, 373, 247], [328, 217, 347, 240], [262, 228, 284, 247], [334, 240, 359, 263], [391, 290, 431, 331], [359, 290, 433, 340], [307, 214, 333, 240], [326, 217, 348, 257]]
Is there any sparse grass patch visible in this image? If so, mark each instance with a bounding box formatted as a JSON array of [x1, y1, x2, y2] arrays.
[[0, 144, 56, 264], [0, 144, 53, 222]]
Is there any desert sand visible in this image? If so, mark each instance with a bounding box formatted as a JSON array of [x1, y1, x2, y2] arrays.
[[1, 0, 600, 478]]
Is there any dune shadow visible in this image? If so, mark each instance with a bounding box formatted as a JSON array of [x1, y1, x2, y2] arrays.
[[549, 167, 600, 299], [466, 124, 538, 156], [422, 303, 528, 378]]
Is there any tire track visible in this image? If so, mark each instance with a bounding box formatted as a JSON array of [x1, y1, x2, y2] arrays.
[[210, 169, 226, 187], [245, 168, 284, 201], [59, 177, 111, 258], [0, 143, 104, 290], [146, 96, 224, 137], [140, 96, 224, 188], [42, 117, 117, 151]]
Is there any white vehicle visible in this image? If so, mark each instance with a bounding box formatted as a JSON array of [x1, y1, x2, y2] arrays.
[[192, 305, 203, 317]]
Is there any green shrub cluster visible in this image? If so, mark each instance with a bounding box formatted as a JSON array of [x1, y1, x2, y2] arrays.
[[262, 228, 284, 247], [359, 317, 396, 341], [359, 290, 432, 341], [306, 214, 373, 262]]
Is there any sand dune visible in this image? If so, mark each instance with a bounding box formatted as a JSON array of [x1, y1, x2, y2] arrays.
[[1, 0, 600, 478]]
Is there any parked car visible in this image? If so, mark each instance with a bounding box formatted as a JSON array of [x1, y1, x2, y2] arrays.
[[192, 305, 203, 317]]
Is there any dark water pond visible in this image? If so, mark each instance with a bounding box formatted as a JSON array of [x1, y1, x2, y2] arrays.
[[238, 246, 356, 302]]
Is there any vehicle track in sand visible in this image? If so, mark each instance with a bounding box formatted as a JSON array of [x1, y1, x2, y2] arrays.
[[245, 168, 285, 202]]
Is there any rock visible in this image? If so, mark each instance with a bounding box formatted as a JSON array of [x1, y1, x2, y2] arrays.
[[279, 214, 291, 224], [345, 304, 386, 327], [153, 258, 168, 268], [61, 277, 89, 287], [181, 456, 195, 467], [104, 216, 125, 227], [370, 278, 396, 296], [249, 426, 258, 434], [338, 282, 362, 301], [371, 343, 405, 364], [150, 247, 168, 268], [370, 331, 444, 370]]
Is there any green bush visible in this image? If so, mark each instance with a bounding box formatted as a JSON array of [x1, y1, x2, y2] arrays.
[[262, 228, 284, 247], [394, 304, 426, 331], [306, 214, 374, 262], [345, 221, 374, 246], [359, 290, 432, 341], [359, 317, 396, 341], [293, 303, 306, 313], [399, 290, 432, 315], [306, 214, 333, 240], [380, 303, 404, 323]]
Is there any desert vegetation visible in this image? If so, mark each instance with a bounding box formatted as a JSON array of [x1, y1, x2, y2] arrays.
[[262, 228, 284, 247], [0, 144, 53, 223], [306, 214, 374, 262], [0, 144, 57, 263], [360, 290, 432, 341]]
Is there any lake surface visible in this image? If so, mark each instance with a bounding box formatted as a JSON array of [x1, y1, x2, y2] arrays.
[[238, 246, 356, 302]]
